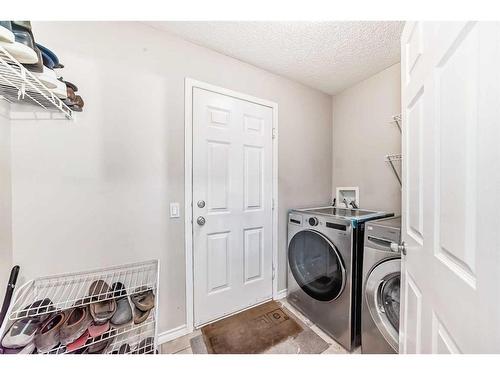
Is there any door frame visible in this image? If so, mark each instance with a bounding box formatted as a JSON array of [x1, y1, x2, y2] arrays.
[[184, 78, 279, 332]]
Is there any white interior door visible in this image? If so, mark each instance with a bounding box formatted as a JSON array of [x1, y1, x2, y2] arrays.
[[400, 21, 500, 353], [192, 87, 273, 327]]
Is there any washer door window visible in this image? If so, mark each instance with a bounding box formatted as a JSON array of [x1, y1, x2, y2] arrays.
[[288, 229, 346, 302], [365, 258, 401, 351]]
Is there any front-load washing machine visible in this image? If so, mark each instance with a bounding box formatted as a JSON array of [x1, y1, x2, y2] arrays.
[[287, 207, 392, 351], [361, 216, 401, 354]]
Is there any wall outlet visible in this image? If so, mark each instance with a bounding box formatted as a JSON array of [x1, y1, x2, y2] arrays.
[[170, 202, 180, 218]]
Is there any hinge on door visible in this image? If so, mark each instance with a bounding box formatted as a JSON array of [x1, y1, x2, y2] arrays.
[[272, 265, 276, 280], [272, 198, 275, 210], [272, 128, 276, 139]]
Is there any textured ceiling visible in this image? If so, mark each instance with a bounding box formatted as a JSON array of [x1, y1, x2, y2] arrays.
[[146, 21, 404, 95]]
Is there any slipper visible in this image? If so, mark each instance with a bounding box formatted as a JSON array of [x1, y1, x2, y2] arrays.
[[0, 21, 15, 43], [63, 85, 77, 105], [69, 95, 84, 112], [38, 47, 56, 69], [130, 287, 155, 312], [1, 317, 40, 348], [88, 321, 109, 338], [59, 305, 93, 345], [65, 330, 89, 353], [90, 298, 116, 324], [133, 305, 150, 324], [88, 281, 116, 324], [110, 282, 132, 326], [34, 311, 67, 353], [36, 43, 64, 69]]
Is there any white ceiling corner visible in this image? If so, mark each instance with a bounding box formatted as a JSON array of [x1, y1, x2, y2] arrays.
[[146, 21, 404, 95]]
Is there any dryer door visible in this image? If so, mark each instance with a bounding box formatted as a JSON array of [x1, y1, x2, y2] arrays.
[[365, 258, 401, 351], [288, 229, 346, 302]]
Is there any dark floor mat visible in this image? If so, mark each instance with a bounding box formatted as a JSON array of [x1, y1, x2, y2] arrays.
[[200, 301, 303, 354]]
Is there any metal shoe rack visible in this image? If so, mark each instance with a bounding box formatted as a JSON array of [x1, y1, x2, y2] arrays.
[[0, 45, 73, 120], [0, 260, 159, 354], [386, 114, 402, 187]]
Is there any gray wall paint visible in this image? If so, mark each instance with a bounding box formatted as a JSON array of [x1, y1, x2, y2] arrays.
[[332, 63, 401, 214], [0, 102, 12, 304], [8, 22, 332, 334]]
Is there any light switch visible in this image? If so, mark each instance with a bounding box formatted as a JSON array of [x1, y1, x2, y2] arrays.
[[170, 202, 180, 218]]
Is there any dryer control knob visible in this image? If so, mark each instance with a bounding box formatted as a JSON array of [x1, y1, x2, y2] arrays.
[[308, 217, 319, 226]]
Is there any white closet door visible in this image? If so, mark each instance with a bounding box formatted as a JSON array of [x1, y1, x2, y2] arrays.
[[400, 21, 500, 353], [192, 87, 273, 327]]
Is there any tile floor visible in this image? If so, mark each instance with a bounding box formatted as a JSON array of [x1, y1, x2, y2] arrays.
[[160, 298, 360, 354]]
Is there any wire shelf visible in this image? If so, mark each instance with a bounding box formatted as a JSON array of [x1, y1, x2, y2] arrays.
[[0, 45, 73, 120], [0, 260, 159, 355], [390, 114, 402, 133], [385, 153, 402, 187]]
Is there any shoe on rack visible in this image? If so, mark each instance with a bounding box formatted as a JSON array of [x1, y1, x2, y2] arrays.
[[68, 95, 84, 112], [90, 298, 116, 325], [66, 330, 90, 353], [130, 287, 155, 312], [36, 43, 64, 69], [34, 311, 67, 353], [133, 305, 150, 325], [88, 280, 116, 324], [60, 305, 93, 345], [110, 282, 132, 326], [1, 317, 40, 348], [88, 321, 109, 338]]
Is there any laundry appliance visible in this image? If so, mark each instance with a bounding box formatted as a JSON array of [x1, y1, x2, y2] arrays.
[[287, 207, 393, 351], [361, 216, 401, 354]]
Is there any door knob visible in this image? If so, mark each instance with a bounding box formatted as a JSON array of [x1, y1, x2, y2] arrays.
[[197, 200, 206, 208], [196, 216, 206, 226], [390, 241, 407, 255]]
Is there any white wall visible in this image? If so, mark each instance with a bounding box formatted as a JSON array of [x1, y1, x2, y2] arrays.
[[8, 22, 332, 335], [0, 102, 12, 304], [332, 63, 401, 214]]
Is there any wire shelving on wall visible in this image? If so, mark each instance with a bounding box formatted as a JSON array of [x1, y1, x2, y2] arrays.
[[385, 113, 403, 188], [0, 260, 159, 354], [385, 153, 402, 187], [0, 45, 73, 120]]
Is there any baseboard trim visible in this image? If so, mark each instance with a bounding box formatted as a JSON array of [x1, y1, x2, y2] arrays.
[[157, 324, 189, 344], [274, 288, 287, 300]]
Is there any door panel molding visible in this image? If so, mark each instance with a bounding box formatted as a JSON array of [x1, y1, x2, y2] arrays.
[[184, 78, 279, 332], [401, 21, 500, 354]]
